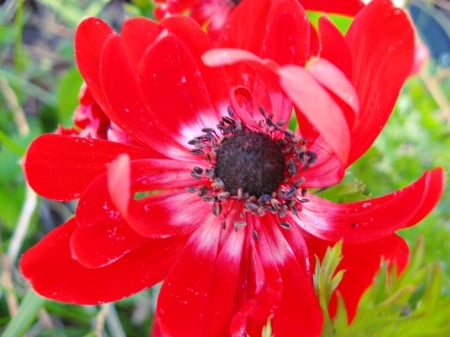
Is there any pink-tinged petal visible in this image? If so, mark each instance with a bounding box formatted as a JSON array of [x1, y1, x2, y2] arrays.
[[158, 221, 245, 337], [308, 58, 359, 115], [203, 48, 263, 67], [262, 0, 310, 65], [23, 134, 154, 201], [410, 38, 429, 75], [120, 18, 163, 67], [75, 17, 115, 110], [345, 0, 415, 164], [301, 0, 364, 16], [302, 136, 345, 188], [20, 218, 187, 304], [107, 154, 131, 216], [318, 17, 352, 79], [99, 35, 189, 158], [278, 65, 350, 163], [296, 168, 444, 243], [138, 32, 221, 145]]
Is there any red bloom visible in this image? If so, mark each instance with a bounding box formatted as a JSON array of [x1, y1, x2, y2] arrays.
[[155, 0, 365, 40], [21, 0, 443, 336]]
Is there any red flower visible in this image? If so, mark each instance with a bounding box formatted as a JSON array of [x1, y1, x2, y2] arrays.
[[155, 0, 365, 40], [21, 0, 443, 336]]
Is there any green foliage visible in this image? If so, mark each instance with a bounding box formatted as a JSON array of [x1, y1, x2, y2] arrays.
[[330, 238, 450, 337], [314, 241, 345, 336]]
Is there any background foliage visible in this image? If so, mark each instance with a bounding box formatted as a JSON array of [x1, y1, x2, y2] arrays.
[[0, 0, 449, 336]]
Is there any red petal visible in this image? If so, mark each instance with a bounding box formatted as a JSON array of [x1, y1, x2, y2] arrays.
[[300, 0, 364, 16], [99, 35, 189, 159], [76, 158, 198, 241], [345, 0, 415, 163], [318, 17, 352, 79], [218, 0, 271, 54], [71, 157, 196, 267], [305, 232, 409, 320], [279, 65, 350, 163], [75, 17, 114, 110], [261, 0, 310, 65], [138, 32, 221, 144], [20, 218, 187, 304], [302, 136, 345, 188], [70, 218, 147, 268], [162, 15, 231, 106], [307, 58, 359, 115], [337, 235, 409, 320], [126, 190, 210, 238], [121, 18, 163, 67], [23, 134, 154, 200], [259, 220, 323, 337], [218, 0, 310, 65], [157, 221, 245, 337], [296, 168, 444, 243]]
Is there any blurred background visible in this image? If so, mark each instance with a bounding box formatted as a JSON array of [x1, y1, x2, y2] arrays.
[[0, 0, 449, 336]]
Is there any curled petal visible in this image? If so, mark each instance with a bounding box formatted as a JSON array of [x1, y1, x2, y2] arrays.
[[77, 158, 199, 240], [107, 153, 131, 216], [202, 48, 263, 67], [302, 136, 345, 188], [307, 58, 359, 115], [23, 134, 154, 200], [20, 218, 187, 304], [279, 65, 350, 163], [296, 168, 444, 243]]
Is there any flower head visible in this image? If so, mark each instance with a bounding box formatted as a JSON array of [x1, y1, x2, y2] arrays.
[[21, 0, 444, 336]]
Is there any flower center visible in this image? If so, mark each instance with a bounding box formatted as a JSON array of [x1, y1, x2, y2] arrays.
[[214, 131, 285, 197]]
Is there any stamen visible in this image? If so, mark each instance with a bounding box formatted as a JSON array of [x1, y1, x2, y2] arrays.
[[186, 107, 317, 222]]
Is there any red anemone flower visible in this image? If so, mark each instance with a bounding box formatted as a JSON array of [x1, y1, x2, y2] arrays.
[[154, 0, 365, 40], [21, 0, 443, 336]]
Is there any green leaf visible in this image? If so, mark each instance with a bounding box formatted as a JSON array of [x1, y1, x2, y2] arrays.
[[313, 241, 344, 337]]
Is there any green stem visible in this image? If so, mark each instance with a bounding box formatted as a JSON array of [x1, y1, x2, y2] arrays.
[[2, 289, 46, 337]]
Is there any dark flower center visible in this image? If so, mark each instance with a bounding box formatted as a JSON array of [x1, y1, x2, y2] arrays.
[[214, 131, 285, 197]]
